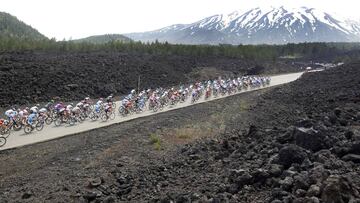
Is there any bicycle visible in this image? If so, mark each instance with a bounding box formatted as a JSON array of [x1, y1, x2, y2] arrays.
[[101, 110, 115, 121], [0, 120, 11, 138], [24, 119, 44, 134]]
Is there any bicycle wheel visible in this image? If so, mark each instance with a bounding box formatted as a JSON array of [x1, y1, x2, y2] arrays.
[[1, 128, 10, 138], [36, 122, 44, 131], [12, 122, 22, 131], [77, 115, 84, 123], [90, 112, 98, 121], [109, 112, 115, 120], [0, 137, 6, 147], [79, 113, 86, 121], [118, 106, 124, 116], [45, 117, 53, 125], [68, 117, 75, 126], [54, 118, 62, 127], [24, 125, 33, 134], [100, 113, 107, 122]]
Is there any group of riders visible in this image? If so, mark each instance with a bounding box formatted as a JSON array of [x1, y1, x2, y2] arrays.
[[0, 75, 270, 145]]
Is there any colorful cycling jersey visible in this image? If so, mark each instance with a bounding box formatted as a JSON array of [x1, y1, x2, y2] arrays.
[[27, 113, 37, 125], [19, 110, 28, 117]]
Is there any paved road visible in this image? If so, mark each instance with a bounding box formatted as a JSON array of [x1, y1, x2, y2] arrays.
[[0, 72, 304, 151]]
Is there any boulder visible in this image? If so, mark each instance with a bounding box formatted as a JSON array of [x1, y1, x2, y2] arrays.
[[328, 114, 338, 125], [356, 112, 360, 121], [350, 141, 360, 154], [339, 119, 349, 126], [345, 130, 354, 140], [279, 177, 294, 191], [295, 119, 314, 128], [83, 191, 97, 201], [235, 172, 253, 187], [342, 154, 360, 163], [271, 188, 290, 200], [251, 168, 270, 183], [293, 197, 320, 203], [278, 144, 307, 168], [293, 173, 310, 191], [175, 194, 191, 203], [88, 177, 102, 188], [295, 189, 307, 197], [334, 108, 342, 117], [247, 125, 258, 137], [307, 185, 321, 197], [321, 175, 360, 203], [277, 127, 295, 144], [103, 196, 115, 203], [227, 183, 238, 194], [21, 192, 33, 199], [293, 127, 328, 152], [308, 165, 330, 185], [267, 164, 283, 177]]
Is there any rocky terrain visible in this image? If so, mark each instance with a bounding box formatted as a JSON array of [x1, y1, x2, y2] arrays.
[[0, 50, 300, 107], [0, 62, 359, 203]]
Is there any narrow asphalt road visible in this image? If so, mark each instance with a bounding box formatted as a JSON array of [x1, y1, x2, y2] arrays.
[[0, 72, 304, 151]]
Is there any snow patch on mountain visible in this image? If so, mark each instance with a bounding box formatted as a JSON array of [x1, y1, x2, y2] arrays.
[[125, 6, 360, 44]]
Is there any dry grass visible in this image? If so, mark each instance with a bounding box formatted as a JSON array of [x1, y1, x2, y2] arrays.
[[239, 100, 250, 111]]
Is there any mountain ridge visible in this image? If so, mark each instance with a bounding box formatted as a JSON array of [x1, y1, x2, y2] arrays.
[[125, 6, 360, 45]]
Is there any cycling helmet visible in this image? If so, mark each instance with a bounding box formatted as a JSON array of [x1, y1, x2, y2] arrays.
[[131, 89, 135, 94]]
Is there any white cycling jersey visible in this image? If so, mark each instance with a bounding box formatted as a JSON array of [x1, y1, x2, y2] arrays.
[[30, 106, 38, 113], [66, 105, 73, 111], [39, 108, 47, 113]]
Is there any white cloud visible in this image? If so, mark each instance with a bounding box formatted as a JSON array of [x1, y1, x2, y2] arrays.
[[1, 0, 359, 39]]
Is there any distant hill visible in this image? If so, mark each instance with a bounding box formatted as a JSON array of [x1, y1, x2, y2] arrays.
[[74, 34, 132, 44], [0, 12, 47, 40]]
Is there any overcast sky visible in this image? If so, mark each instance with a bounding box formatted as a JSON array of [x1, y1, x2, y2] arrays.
[[1, 0, 360, 40]]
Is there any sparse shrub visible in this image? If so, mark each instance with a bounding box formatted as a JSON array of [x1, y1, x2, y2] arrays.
[[149, 134, 162, 150], [154, 142, 162, 151]]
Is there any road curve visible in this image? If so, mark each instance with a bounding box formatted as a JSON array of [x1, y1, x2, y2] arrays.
[[0, 72, 304, 151]]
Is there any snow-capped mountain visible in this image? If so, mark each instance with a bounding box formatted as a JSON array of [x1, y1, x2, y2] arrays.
[[125, 6, 360, 45]]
